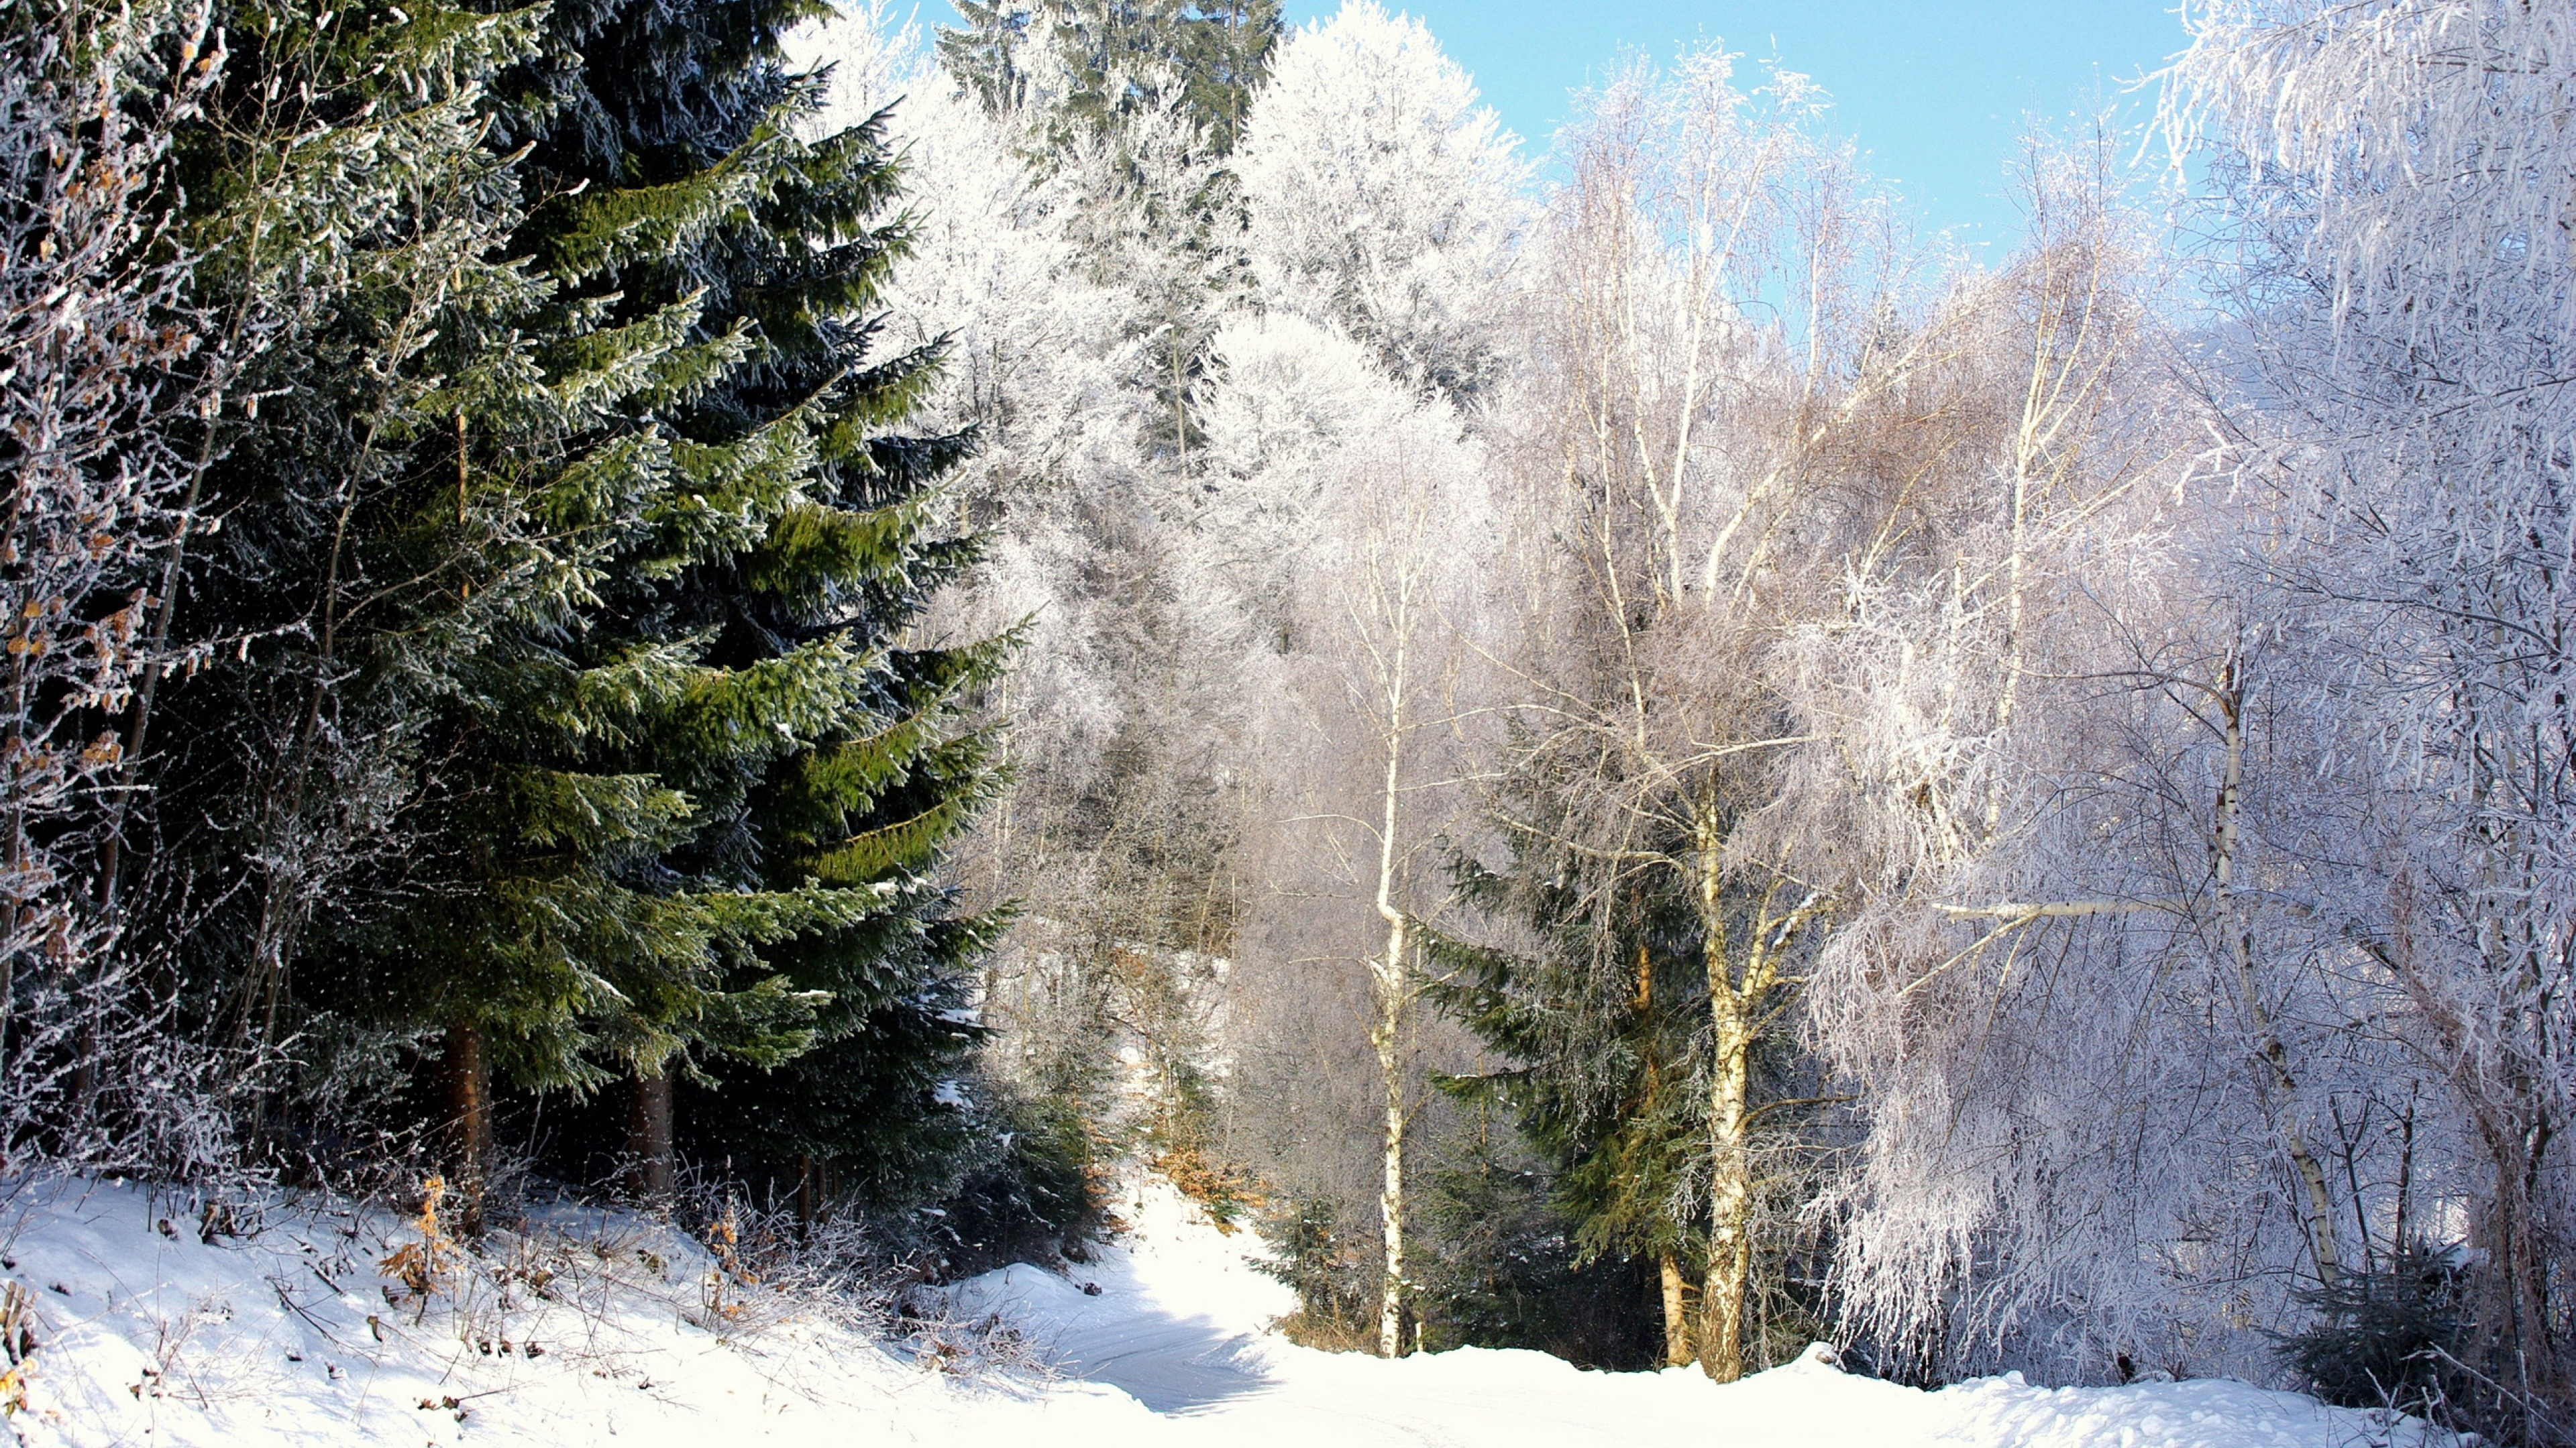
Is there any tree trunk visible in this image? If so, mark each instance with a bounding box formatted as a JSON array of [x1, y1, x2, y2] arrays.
[[1375, 1002, 1406, 1358], [1699, 1009, 1752, 1382], [796, 1153, 818, 1240], [1692, 803, 1757, 1384], [1660, 1251, 1694, 1368], [626, 1070, 676, 1205], [437, 1021, 492, 1234], [1371, 694, 1411, 1359], [2470, 1119, 2559, 1408], [1986, 452, 2029, 834], [1171, 341, 1190, 469], [1371, 896, 1409, 1359], [2210, 663, 2339, 1287]]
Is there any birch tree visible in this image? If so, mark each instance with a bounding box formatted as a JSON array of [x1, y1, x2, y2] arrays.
[[1805, 17, 2576, 1410], [1482, 47, 1981, 1380], [1197, 311, 1499, 1353], [1778, 125, 2375, 1385], [1805, 4, 2576, 1413], [1335, 421, 1488, 1357], [2161, 0, 2576, 1419]]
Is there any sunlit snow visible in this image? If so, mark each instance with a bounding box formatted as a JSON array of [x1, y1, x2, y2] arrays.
[[5, 1170, 2449, 1447]]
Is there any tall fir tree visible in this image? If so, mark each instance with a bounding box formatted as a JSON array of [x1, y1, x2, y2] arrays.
[[142, 0, 1005, 1221], [137, 0, 841, 1223], [142, 0, 611, 1148], [479, 0, 1010, 1209]]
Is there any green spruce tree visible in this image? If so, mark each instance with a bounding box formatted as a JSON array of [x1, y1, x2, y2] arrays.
[[142, 0, 806, 1215], [139, 0, 604, 1170], [484, 0, 1011, 1211], [142, 0, 996, 1228], [1421, 748, 1846, 1370], [1419, 777, 1716, 1369]]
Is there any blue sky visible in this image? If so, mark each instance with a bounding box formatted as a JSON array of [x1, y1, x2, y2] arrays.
[[914, 1, 2192, 249]]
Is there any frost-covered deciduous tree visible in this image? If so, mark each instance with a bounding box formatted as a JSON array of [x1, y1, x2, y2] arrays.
[[1811, 7, 2576, 1421], [1783, 129, 2271, 1384], [800, 3, 1263, 1158], [1197, 307, 1501, 1355], [1452, 46, 1984, 1382], [1194, 315, 1419, 638], [1235, 0, 1527, 400], [0, 0, 225, 1178], [2161, 0, 2576, 1421], [807, 17, 1148, 855]]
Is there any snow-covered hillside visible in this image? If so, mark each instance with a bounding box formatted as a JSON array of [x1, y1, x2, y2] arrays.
[[3, 1179, 1159, 1448], [3, 1171, 2449, 1448]]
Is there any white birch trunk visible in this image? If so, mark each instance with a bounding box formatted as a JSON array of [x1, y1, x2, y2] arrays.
[[2210, 663, 2339, 1287], [1371, 632, 1411, 1359]]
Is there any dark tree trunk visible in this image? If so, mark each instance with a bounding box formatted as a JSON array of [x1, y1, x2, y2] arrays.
[[796, 1153, 818, 1239], [437, 1021, 492, 1233], [625, 1070, 675, 1205]]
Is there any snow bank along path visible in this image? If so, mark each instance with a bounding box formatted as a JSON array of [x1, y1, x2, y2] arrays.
[[5, 1171, 2447, 1447]]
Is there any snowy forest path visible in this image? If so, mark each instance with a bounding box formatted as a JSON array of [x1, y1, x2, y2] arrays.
[[938, 1165, 2438, 1447], [947, 1168, 1292, 1414], [945, 1165, 1677, 1441]]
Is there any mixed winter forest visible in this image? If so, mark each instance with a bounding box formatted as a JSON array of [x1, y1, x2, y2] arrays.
[[5, 0, 2576, 1439]]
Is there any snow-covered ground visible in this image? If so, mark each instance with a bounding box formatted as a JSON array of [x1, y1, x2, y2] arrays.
[[2, 1169, 2449, 1447], [949, 1172, 2449, 1447], [2, 1178, 1161, 1448]]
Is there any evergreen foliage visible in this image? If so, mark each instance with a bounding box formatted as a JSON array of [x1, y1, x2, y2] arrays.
[[938, 0, 1280, 152], [480, 0, 1010, 1206], [143, 0, 590, 1103], [1254, 1194, 1381, 1349], [510, 0, 1004, 1195], [1419, 757, 1840, 1369], [930, 1082, 1104, 1273], [1413, 1144, 1659, 1370], [103, 0, 1016, 1224], [1422, 856, 1707, 1274], [1417, 814, 1707, 1366], [2276, 1246, 2470, 1417]]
